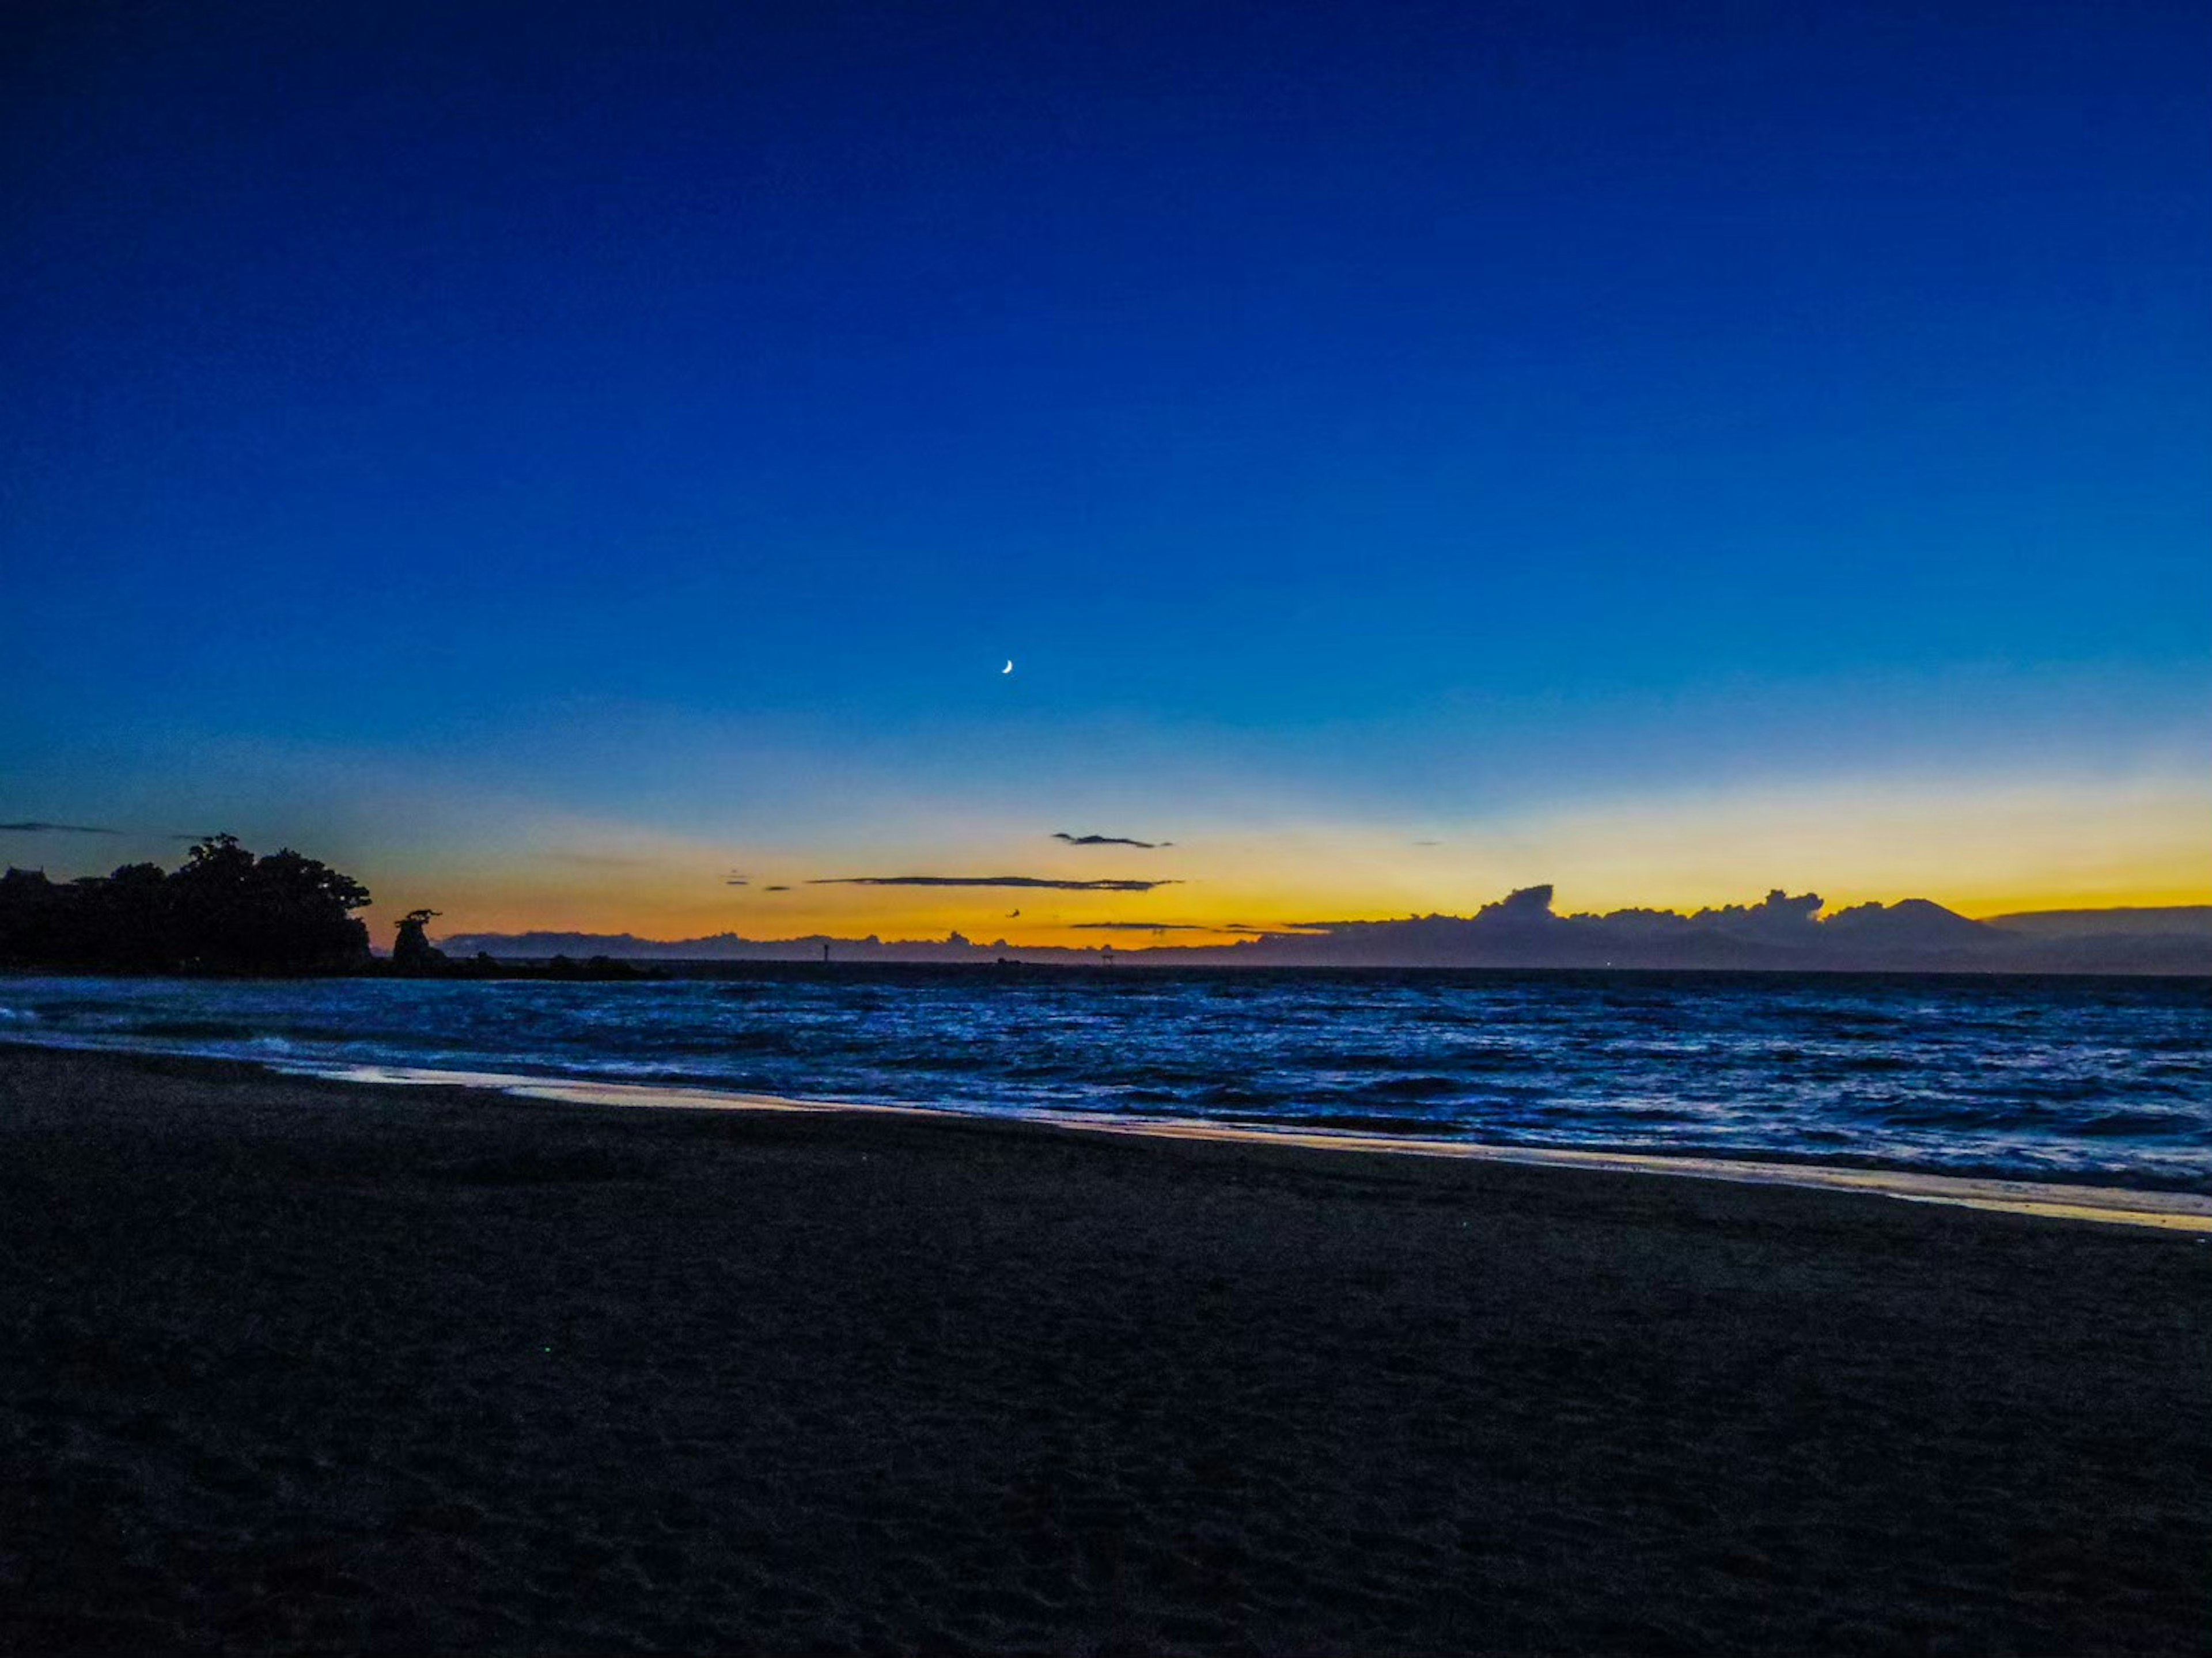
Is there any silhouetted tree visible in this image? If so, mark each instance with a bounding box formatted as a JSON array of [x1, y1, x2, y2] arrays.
[[392, 908, 450, 974], [0, 836, 372, 974], [0, 867, 66, 965]]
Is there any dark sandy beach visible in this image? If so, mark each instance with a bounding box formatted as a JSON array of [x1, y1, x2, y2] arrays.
[[2, 1045, 2206, 1655]]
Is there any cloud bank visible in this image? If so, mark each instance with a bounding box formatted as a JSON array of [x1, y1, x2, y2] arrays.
[[440, 891, 2210, 972], [1052, 833, 1172, 848], [1, 821, 122, 836], [811, 874, 1180, 893]]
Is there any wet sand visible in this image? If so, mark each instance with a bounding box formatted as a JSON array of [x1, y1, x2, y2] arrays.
[[2, 1044, 2207, 1654]]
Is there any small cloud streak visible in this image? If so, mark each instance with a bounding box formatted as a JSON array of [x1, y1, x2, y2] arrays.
[[1, 821, 122, 836], [1067, 920, 1219, 931], [763, 885, 791, 891], [812, 874, 1181, 892], [1052, 832, 1172, 848]]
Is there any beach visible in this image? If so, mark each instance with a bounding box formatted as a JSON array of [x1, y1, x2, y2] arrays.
[[3, 1044, 2207, 1655]]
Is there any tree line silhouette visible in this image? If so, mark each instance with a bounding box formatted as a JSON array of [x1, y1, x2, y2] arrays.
[[0, 836, 372, 974], [0, 837, 657, 978]]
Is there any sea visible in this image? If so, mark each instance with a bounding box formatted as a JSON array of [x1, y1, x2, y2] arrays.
[[6, 967, 2211, 1192]]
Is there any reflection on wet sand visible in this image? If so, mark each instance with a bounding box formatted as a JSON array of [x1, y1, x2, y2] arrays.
[[308, 1063, 2212, 1233]]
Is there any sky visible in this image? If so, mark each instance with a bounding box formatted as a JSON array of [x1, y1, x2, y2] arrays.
[[4, 0, 2207, 948]]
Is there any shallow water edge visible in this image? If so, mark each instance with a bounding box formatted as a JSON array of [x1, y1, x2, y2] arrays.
[[297, 1056, 2212, 1234]]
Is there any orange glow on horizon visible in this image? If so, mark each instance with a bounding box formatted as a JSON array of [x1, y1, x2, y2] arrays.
[[331, 764, 2210, 950], [375, 875, 2212, 954]]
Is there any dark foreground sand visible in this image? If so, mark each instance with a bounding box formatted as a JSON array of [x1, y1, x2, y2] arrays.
[[2, 1046, 2206, 1656]]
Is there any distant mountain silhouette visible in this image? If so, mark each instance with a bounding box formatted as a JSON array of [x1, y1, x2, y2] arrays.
[[1982, 905, 2212, 940], [1819, 897, 2001, 949], [435, 928, 1032, 965], [441, 889, 2210, 975]]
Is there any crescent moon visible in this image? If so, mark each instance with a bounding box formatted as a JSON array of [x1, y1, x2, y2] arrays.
[[1002, 659, 1014, 674]]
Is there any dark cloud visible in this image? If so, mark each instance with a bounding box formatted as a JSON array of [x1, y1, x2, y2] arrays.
[[763, 885, 791, 891], [725, 879, 749, 886], [1068, 920, 1218, 931], [1, 821, 121, 836], [811, 874, 1180, 892], [1052, 832, 1172, 848]]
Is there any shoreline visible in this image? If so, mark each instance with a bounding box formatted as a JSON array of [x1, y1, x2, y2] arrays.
[[3, 1042, 2208, 1653], [10, 1035, 2212, 1232]]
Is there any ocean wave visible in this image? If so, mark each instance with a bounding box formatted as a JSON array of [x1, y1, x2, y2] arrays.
[[2073, 1110, 2200, 1139], [1450, 1048, 1540, 1072], [1360, 1075, 1461, 1101], [5, 971, 2205, 1190], [131, 1019, 264, 1041]]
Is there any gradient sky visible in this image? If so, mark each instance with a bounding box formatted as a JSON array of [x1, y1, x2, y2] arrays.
[[5, 0, 2207, 947]]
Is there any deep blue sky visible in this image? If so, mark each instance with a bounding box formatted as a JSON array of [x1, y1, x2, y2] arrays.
[[5, 0, 2207, 935]]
